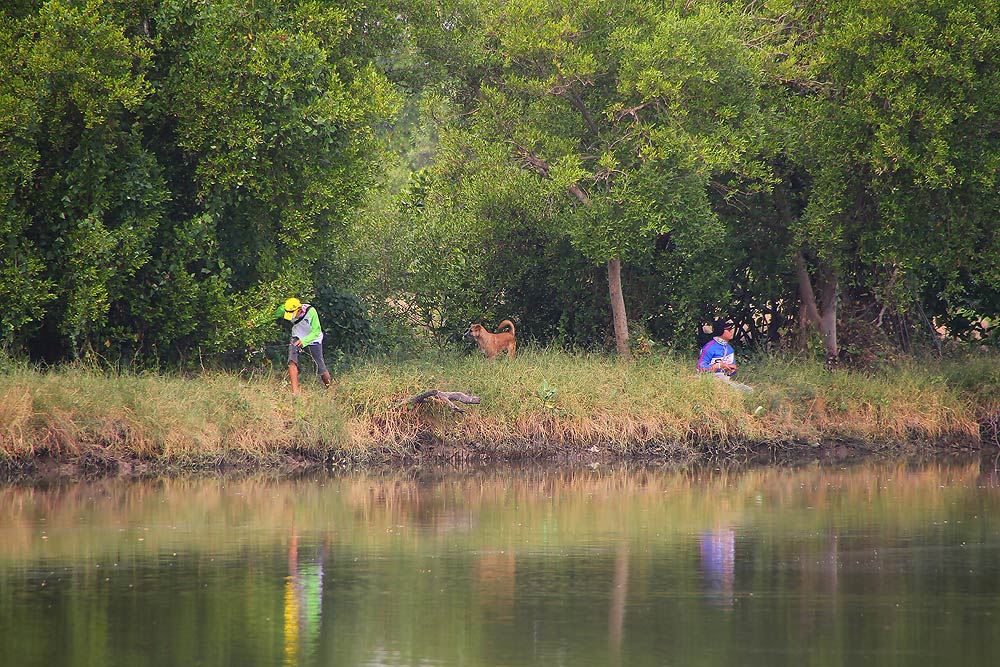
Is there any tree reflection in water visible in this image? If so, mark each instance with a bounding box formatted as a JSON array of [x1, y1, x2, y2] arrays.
[[0, 457, 998, 666]]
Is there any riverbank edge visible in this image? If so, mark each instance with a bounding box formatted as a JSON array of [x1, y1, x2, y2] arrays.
[[1, 425, 993, 481]]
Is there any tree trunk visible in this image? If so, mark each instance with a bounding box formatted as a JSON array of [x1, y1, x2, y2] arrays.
[[607, 258, 632, 359], [568, 183, 631, 359], [774, 176, 839, 360], [793, 251, 839, 359], [517, 161, 633, 360]]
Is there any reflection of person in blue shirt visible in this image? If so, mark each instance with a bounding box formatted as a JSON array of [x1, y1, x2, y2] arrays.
[[699, 527, 735, 610], [697, 319, 752, 392]]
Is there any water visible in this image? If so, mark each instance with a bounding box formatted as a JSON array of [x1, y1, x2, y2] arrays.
[[1, 458, 999, 666]]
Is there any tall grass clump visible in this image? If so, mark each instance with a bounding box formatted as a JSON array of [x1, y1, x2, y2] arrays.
[[1, 346, 995, 470], [0, 360, 350, 467], [934, 352, 1000, 411], [933, 351, 1000, 447], [332, 347, 986, 457], [334, 347, 769, 457], [747, 355, 981, 446]]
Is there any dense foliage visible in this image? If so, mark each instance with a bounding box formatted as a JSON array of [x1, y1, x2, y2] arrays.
[[2, 0, 999, 365], [1, 0, 398, 362]]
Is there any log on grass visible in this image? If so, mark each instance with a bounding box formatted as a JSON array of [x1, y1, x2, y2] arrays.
[[407, 390, 482, 413]]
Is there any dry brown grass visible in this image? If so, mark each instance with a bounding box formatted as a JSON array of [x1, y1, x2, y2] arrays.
[[0, 362, 349, 465], [330, 349, 985, 458], [0, 348, 993, 468]]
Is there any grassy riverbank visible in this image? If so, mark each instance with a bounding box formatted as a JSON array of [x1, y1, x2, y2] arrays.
[[1, 349, 998, 474]]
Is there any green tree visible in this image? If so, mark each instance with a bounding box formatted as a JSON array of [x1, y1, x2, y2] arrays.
[[0, 0, 157, 357], [398, 0, 769, 357], [152, 0, 399, 355], [758, 0, 1000, 357], [1, 0, 400, 362]]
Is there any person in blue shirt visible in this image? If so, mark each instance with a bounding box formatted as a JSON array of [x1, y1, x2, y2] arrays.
[[697, 319, 752, 392], [698, 319, 737, 375]]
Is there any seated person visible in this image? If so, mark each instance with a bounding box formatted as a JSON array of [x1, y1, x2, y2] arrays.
[[697, 319, 752, 392]]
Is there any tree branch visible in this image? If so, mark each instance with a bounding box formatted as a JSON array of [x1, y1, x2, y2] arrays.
[[512, 142, 550, 178], [549, 73, 600, 136]]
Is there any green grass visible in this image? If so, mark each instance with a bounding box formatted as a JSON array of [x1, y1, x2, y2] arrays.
[[1, 347, 996, 471], [0, 360, 349, 466]]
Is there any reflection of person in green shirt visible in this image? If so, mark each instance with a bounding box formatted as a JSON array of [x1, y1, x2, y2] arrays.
[[282, 297, 332, 394], [296, 561, 324, 643], [285, 532, 325, 665]]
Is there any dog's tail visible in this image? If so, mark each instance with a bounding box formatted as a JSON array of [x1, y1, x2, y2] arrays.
[[497, 319, 515, 335]]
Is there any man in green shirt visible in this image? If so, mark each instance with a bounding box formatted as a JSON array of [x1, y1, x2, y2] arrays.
[[283, 297, 332, 394]]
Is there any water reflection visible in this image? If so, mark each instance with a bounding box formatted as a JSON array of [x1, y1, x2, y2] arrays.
[[0, 457, 998, 666], [609, 542, 628, 667], [284, 532, 324, 666], [698, 526, 735, 609], [475, 549, 516, 623]]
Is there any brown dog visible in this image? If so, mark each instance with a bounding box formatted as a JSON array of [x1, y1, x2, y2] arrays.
[[465, 320, 516, 359]]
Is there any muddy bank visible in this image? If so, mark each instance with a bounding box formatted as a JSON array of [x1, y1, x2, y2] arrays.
[[1, 430, 992, 482]]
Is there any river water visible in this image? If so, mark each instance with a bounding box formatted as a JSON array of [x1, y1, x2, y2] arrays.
[[1, 457, 999, 666]]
